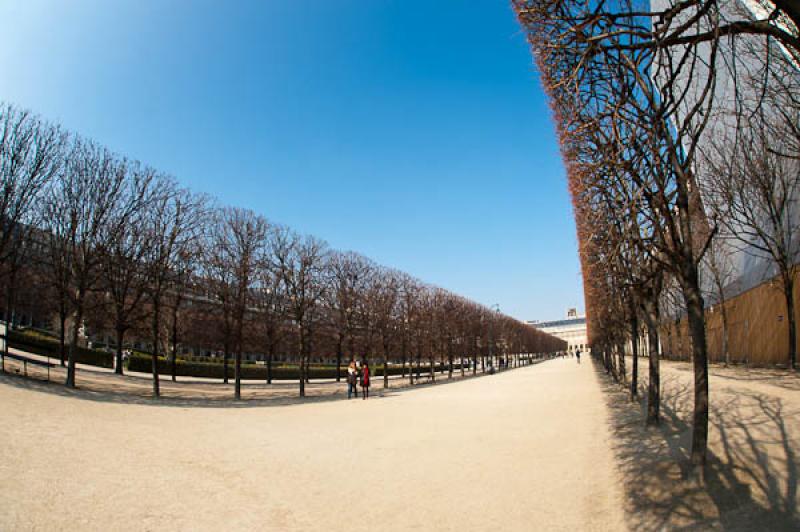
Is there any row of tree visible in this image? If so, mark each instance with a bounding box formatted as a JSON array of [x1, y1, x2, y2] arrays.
[[0, 102, 566, 399], [513, 0, 799, 479]]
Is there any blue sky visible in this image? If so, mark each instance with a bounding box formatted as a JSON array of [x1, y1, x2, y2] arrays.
[[0, 0, 583, 321]]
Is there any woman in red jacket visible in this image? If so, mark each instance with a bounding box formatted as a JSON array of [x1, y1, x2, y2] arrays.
[[361, 361, 370, 399]]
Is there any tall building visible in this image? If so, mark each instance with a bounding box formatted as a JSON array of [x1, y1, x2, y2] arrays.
[[652, 0, 800, 300], [647, 1, 800, 363], [528, 308, 588, 354]]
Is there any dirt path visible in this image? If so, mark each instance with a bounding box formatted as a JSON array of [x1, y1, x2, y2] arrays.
[[0, 357, 626, 531]]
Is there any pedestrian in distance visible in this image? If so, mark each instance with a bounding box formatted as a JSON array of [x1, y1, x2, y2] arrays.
[[361, 361, 370, 399], [356, 360, 363, 395], [576, 349, 581, 364], [347, 360, 357, 399]]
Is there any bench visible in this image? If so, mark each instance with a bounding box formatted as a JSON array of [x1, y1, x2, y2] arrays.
[[2, 351, 56, 379]]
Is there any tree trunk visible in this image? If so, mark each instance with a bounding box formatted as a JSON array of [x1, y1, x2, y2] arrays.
[[59, 311, 67, 367], [630, 315, 639, 399], [267, 342, 274, 384], [3, 279, 13, 371], [683, 276, 709, 476], [151, 301, 161, 398], [171, 305, 179, 382], [783, 273, 796, 370], [336, 339, 343, 383], [223, 343, 229, 384], [115, 327, 125, 376], [383, 341, 389, 389], [299, 327, 306, 397], [609, 347, 617, 380], [305, 327, 312, 385], [401, 337, 407, 379], [642, 297, 661, 426], [66, 299, 84, 389], [299, 355, 306, 397], [429, 357, 435, 382], [720, 304, 729, 366], [234, 349, 242, 400]]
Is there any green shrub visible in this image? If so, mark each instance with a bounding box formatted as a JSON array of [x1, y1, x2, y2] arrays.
[[127, 354, 321, 380], [126, 354, 471, 381], [8, 329, 114, 369]]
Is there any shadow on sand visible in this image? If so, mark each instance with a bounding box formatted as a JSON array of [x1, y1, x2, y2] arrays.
[[593, 361, 799, 531], [0, 371, 346, 409], [0, 360, 536, 409], [666, 363, 800, 393]]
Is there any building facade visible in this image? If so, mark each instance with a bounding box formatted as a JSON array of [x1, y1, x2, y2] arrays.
[[528, 308, 589, 354]]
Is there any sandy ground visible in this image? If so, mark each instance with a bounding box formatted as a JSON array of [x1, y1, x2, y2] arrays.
[[0, 357, 625, 531], [602, 358, 800, 531]]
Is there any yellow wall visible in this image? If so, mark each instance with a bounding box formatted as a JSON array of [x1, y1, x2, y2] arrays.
[[660, 272, 798, 366]]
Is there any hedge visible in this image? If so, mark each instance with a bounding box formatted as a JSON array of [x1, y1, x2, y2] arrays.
[[127, 354, 471, 381], [8, 329, 114, 369]]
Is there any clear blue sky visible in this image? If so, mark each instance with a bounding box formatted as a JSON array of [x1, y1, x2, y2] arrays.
[[0, 0, 584, 322]]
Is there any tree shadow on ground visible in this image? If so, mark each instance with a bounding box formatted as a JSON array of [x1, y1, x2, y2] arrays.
[[0, 370, 345, 409], [666, 363, 800, 393], [594, 361, 799, 531]]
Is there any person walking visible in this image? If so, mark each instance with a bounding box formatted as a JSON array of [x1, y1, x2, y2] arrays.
[[347, 360, 357, 399], [361, 361, 370, 400], [576, 349, 581, 364]]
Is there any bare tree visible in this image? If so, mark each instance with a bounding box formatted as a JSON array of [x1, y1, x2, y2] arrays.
[[371, 268, 400, 389], [167, 244, 201, 382], [43, 140, 139, 387], [706, 116, 800, 369], [325, 251, 373, 381], [513, 0, 734, 474], [399, 275, 422, 384], [98, 162, 157, 375], [209, 207, 268, 399], [270, 227, 328, 397], [701, 236, 737, 367], [254, 248, 288, 384], [0, 103, 65, 367], [143, 180, 205, 397]]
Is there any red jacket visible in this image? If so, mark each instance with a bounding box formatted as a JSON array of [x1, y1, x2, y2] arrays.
[[361, 366, 370, 386]]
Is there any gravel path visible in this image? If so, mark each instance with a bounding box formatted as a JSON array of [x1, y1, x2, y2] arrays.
[[0, 357, 625, 531]]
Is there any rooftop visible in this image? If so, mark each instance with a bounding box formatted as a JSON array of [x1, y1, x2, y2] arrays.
[[532, 317, 587, 329]]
